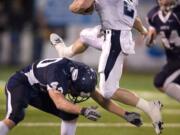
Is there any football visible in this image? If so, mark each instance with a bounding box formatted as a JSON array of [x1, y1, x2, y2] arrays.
[[84, 4, 94, 14]]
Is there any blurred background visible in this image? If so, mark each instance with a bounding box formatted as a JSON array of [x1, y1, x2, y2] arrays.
[[0, 1, 180, 135], [0, 0, 166, 72]]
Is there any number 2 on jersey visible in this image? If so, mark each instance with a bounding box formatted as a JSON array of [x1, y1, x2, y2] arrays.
[[123, 0, 135, 18]]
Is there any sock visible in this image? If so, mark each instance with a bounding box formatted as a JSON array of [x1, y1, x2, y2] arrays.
[[164, 83, 180, 102], [136, 98, 151, 115], [60, 120, 77, 135], [55, 44, 74, 58], [0, 121, 9, 135], [63, 45, 74, 58]]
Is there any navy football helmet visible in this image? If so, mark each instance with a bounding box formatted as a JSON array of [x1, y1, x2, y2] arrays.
[[157, 0, 177, 12], [68, 61, 97, 103]]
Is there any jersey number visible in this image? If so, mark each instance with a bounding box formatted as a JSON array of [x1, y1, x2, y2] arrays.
[[160, 30, 180, 49], [123, 1, 135, 18], [37, 58, 62, 68]]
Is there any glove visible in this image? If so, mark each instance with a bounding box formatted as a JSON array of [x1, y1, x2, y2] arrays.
[[124, 112, 143, 127], [80, 106, 101, 121]]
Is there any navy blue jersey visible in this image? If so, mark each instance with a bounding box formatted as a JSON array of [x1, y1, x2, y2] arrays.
[[147, 5, 180, 62], [20, 58, 72, 95]]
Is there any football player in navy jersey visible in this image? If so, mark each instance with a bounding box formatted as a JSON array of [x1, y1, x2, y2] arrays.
[[0, 58, 143, 135], [146, 0, 180, 102]]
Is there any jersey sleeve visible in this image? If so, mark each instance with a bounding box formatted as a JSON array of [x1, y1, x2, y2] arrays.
[[46, 66, 68, 94]]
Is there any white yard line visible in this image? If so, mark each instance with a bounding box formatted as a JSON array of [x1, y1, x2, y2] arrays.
[[19, 122, 180, 128]]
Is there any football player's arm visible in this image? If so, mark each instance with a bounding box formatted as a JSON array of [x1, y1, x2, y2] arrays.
[[48, 89, 101, 121], [91, 89, 142, 127], [145, 10, 158, 47], [133, 16, 148, 36], [144, 26, 157, 47], [69, 0, 94, 14], [91, 89, 125, 118], [48, 89, 82, 114]]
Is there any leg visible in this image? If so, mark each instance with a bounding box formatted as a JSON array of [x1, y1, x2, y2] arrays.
[[112, 88, 139, 106], [50, 25, 103, 58], [29, 91, 79, 135], [61, 119, 77, 135], [0, 119, 13, 135], [163, 82, 180, 102], [0, 76, 30, 134], [50, 33, 85, 58], [54, 38, 88, 58], [29, 91, 79, 121], [154, 62, 180, 102], [71, 39, 88, 55]]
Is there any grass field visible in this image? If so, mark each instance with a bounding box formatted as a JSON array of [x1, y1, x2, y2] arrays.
[[0, 67, 180, 135]]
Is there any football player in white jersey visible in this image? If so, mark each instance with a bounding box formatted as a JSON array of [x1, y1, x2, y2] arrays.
[[50, 0, 163, 134]]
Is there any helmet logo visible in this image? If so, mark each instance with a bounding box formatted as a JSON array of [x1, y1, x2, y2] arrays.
[[72, 69, 78, 81]]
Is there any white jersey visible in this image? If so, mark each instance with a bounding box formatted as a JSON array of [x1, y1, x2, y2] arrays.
[[95, 0, 138, 30]]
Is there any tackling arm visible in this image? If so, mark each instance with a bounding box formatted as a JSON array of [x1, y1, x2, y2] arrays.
[[48, 89, 82, 114], [48, 89, 101, 121], [91, 89, 143, 127], [91, 89, 126, 118]]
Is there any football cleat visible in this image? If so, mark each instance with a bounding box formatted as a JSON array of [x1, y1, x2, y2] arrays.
[[50, 33, 65, 46], [148, 100, 163, 135]]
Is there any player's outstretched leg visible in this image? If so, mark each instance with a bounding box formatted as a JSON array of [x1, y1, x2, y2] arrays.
[[112, 89, 163, 134]]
